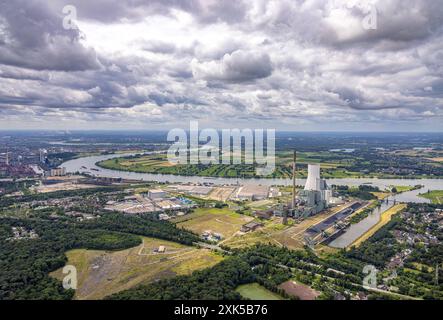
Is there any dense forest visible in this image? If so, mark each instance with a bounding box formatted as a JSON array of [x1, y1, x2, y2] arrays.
[[346, 218, 401, 267], [333, 185, 378, 201], [109, 201, 443, 301], [0, 218, 139, 299], [0, 212, 200, 300], [108, 257, 255, 300], [0, 180, 39, 195], [80, 212, 201, 246], [109, 244, 366, 300], [2, 199, 442, 300]]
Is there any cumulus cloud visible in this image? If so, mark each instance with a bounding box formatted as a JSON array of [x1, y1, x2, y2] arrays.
[[141, 40, 177, 54], [192, 50, 273, 82], [0, 0, 442, 130], [0, 0, 100, 71]]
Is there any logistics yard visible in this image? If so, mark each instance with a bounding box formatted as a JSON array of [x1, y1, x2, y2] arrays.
[[223, 204, 356, 250], [166, 184, 273, 202], [104, 189, 195, 215], [31, 181, 99, 193], [51, 237, 223, 300]]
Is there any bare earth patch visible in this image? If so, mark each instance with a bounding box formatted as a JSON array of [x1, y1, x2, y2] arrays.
[[278, 280, 320, 300], [50, 237, 223, 300]]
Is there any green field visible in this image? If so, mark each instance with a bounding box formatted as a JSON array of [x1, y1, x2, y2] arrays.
[[50, 237, 223, 300], [173, 208, 253, 240], [390, 185, 422, 193], [96, 152, 365, 179], [236, 283, 285, 300], [96, 149, 442, 179], [419, 190, 443, 204]]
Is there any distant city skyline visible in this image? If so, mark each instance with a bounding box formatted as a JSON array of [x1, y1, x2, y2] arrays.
[[1, 1, 443, 131]]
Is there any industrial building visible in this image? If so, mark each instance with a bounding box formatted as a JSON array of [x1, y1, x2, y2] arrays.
[[147, 189, 166, 200], [254, 210, 274, 220], [241, 221, 263, 233], [39, 149, 47, 164], [45, 167, 66, 177], [294, 164, 332, 218], [236, 185, 269, 201]]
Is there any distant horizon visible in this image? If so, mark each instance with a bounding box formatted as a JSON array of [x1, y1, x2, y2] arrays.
[[1, 129, 443, 134]]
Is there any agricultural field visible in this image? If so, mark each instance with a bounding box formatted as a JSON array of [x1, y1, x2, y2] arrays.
[[173, 208, 254, 240], [222, 218, 288, 249], [275, 150, 349, 167], [97, 154, 176, 173], [419, 190, 443, 204], [236, 283, 285, 300], [97, 147, 443, 179], [50, 237, 223, 300], [96, 151, 363, 178]]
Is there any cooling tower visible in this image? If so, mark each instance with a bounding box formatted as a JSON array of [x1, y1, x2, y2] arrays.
[[305, 164, 321, 191]]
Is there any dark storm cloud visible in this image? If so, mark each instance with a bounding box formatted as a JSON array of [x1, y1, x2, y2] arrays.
[[332, 0, 443, 49], [330, 87, 368, 110]]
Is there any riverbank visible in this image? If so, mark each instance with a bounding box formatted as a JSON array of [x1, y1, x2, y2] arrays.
[[348, 204, 407, 249], [418, 190, 443, 204], [95, 153, 442, 180], [63, 153, 443, 192]]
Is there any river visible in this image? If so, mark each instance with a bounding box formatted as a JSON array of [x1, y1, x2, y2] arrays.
[[328, 201, 393, 248], [328, 188, 433, 249], [63, 153, 442, 248], [63, 153, 443, 191]]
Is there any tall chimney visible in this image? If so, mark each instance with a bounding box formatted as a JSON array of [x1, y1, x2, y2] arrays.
[[292, 150, 296, 209], [283, 150, 296, 225]]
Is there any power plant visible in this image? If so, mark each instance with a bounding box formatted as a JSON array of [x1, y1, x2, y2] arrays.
[[293, 163, 332, 218]]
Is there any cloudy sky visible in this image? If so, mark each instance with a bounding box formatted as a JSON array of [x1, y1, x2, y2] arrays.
[[0, 0, 442, 131]]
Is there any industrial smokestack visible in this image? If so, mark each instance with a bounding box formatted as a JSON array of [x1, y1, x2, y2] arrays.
[[292, 151, 296, 210], [283, 150, 296, 226], [305, 164, 321, 191]]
